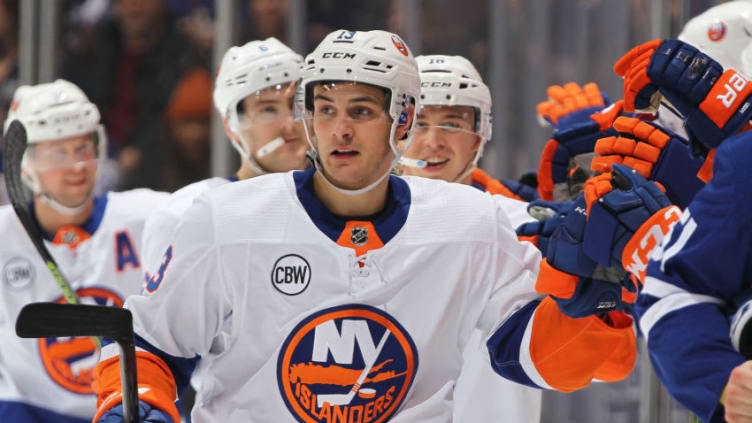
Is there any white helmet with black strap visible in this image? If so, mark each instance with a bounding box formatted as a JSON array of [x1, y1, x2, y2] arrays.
[[213, 37, 303, 175], [296, 29, 421, 195], [400, 54, 492, 182], [3, 79, 106, 214]]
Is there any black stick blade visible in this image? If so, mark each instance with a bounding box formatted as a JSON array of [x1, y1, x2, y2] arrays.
[[16, 302, 133, 341], [3, 120, 29, 205]]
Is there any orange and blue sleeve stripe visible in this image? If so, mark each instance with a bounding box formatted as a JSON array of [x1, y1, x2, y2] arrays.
[[488, 297, 636, 392]]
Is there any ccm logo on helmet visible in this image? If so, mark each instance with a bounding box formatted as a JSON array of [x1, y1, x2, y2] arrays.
[[322, 52, 357, 59], [272, 254, 312, 296], [420, 81, 452, 88]]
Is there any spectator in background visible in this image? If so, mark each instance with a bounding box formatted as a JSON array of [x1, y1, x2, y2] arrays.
[[62, 0, 204, 191], [161, 67, 212, 192], [243, 0, 288, 42], [0, 0, 18, 124]]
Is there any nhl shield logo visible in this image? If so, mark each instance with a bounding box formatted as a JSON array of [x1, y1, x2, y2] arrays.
[[278, 304, 418, 423], [350, 227, 369, 247]]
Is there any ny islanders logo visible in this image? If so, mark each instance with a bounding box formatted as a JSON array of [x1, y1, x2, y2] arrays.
[[708, 21, 727, 42], [39, 288, 123, 394], [278, 304, 418, 423]]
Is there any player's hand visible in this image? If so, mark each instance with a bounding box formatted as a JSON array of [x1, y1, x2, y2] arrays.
[[614, 39, 752, 151], [723, 361, 752, 423], [501, 178, 540, 202], [516, 199, 572, 253], [583, 164, 680, 285], [96, 400, 175, 423], [537, 100, 623, 201], [591, 116, 705, 208], [537, 82, 610, 130], [536, 194, 625, 318]]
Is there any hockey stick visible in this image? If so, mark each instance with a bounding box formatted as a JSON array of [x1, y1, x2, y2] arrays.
[[317, 329, 391, 407], [2, 121, 101, 349], [16, 302, 140, 423]]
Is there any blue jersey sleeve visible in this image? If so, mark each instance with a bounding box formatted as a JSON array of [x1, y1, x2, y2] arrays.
[[636, 130, 752, 422]]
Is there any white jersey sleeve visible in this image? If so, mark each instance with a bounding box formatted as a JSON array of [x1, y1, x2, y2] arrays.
[[141, 177, 230, 281]]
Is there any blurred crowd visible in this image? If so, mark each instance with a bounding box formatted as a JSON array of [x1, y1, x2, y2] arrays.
[[0, 0, 713, 197]]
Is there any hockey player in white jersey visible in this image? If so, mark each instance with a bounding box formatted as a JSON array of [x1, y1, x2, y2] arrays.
[[92, 29, 636, 423], [0, 80, 168, 422], [141, 37, 306, 302], [398, 54, 541, 422], [139, 37, 307, 416]]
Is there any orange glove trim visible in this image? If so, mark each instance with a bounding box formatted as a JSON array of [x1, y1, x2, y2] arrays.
[[590, 100, 624, 131], [537, 139, 560, 201], [529, 297, 636, 391], [697, 149, 716, 183], [91, 351, 180, 423], [621, 205, 682, 284], [535, 258, 579, 299], [699, 70, 752, 128], [518, 234, 539, 247], [622, 157, 653, 178], [584, 173, 614, 214], [591, 155, 623, 173], [612, 116, 640, 133]]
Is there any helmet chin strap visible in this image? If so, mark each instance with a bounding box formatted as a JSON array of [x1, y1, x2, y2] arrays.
[[39, 192, 90, 215], [453, 162, 477, 184]]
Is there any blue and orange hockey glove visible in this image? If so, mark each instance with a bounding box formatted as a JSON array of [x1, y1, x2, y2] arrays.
[[516, 199, 572, 253], [535, 194, 626, 318], [583, 164, 682, 286], [96, 401, 174, 423], [591, 116, 706, 209], [537, 82, 611, 130], [614, 39, 752, 152], [537, 100, 624, 201]]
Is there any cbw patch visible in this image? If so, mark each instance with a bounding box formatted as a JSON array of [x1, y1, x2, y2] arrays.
[[277, 304, 418, 423], [39, 287, 123, 394]]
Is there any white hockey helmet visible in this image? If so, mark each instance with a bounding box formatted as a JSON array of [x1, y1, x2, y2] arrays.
[[213, 37, 303, 174], [678, 0, 752, 78], [298, 29, 421, 195], [400, 54, 492, 179], [4, 79, 106, 214]]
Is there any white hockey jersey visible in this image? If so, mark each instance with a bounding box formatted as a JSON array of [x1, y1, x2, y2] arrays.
[[0, 189, 168, 422], [120, 169, 543, 422]]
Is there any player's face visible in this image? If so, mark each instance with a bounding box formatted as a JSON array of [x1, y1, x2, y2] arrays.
[[309, 82, 396, 190], [238, 82, 308, 172], [400, 105, 480, 182], [28, 134, 98, 207]]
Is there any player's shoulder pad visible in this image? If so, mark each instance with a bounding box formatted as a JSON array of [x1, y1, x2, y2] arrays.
[[401, 175, 503, 244], [148, 177, 231, 223], [106, 188, 170, 219]]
